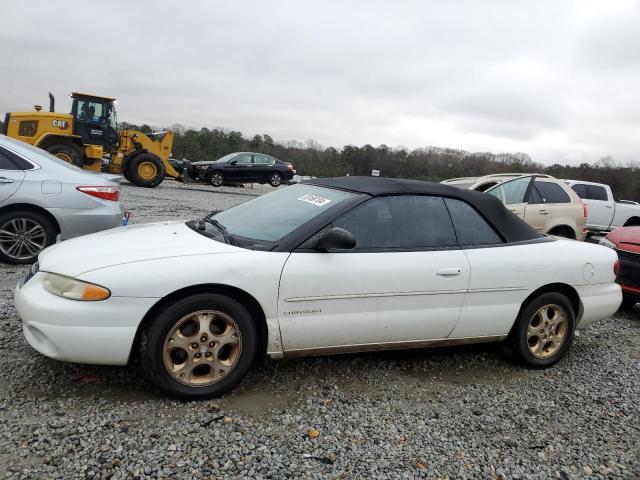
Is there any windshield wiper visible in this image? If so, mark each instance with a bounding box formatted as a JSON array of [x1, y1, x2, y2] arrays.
[[202, 215, 234, 245]]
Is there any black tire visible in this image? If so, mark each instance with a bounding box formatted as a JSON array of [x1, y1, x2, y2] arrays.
[[139, 293, 258, 399], [503, 292, 576, 368], [548, 227, 575, 239], [269, 172, 283, 187], [126, 153, 165, 188], [46, 144, 83, 168], [620, 296, 638, 311], [0, 210, 57, 264], [209, 170, 224, 187]]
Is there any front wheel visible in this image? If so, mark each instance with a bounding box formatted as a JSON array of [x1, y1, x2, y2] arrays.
[[139, 294, 258, 399], [620, 296, 638, 311], [209, 171, 224, 187], [126, 153, 165, 188], [503, 292, 575, 367], [269, 172, 283, 187]]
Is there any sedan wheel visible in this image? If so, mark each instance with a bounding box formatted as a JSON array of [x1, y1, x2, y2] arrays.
[[0, 211, 56, 264], [210, 172, 224, 187], [163, 310, 242, 386], [526, 305, 567, 359], [269, 173, 282, 187], [503, 292, 575, 367], [140, 293, 257, 399]]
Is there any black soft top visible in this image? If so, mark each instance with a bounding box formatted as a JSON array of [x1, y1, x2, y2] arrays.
[[306, 176, 543, 243]]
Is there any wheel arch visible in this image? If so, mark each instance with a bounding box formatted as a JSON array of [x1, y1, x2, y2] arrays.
[[128, 283, 269, 364], [515, 283, 582, 327], [623, 216, 640, 227], [0, 203, 61, 235], [37, 134, 84, 151], [547, 224, 577, 239]]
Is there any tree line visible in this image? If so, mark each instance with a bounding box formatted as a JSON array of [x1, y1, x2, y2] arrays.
[[159, 124, 640, 201], [2, 118, 639, 201]]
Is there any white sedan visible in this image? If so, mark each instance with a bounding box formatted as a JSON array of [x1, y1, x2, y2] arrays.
[[15, 177, 622, 399]]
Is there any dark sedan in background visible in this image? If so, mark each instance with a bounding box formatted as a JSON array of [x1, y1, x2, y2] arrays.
[[190, 152, 294, 187], [600, 227, 640, 309]]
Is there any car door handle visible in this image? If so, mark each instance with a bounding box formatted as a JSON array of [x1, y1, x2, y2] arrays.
[[0, 177, 14, 184], [539, 210, 550, 215], [605, 205, 613, 209], [436, 268, 462, 276]]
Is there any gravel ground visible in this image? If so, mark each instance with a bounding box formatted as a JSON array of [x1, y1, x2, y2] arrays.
[[0, 181, 639, 479]]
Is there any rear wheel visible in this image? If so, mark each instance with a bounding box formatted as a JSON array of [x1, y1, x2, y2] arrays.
[[46, 144, 83, 168], [140, 293, 258, 399], [548, 226, 575, 239], [0, 210, 56, 264], [126, 153, 165, 188], [503, 292, 575, 367], [269, 172, 283, 187]]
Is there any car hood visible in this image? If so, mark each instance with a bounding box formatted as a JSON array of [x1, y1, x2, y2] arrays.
[[193, 161, 218, 166], [606, 226, 640, 251], [38, 221, 242, 277]]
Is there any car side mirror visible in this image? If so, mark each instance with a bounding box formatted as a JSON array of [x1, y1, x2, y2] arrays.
[[314, 227, 356, 251], [229, 160, 237, 165]]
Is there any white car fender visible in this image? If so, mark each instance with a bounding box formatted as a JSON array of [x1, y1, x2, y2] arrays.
[[78, 251, 291, 357]]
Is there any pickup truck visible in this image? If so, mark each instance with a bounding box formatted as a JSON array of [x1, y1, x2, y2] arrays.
[[564, 180, 640, 232]]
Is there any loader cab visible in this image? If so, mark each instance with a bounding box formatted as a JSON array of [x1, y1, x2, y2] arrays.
[[70, 93, 119, 149]]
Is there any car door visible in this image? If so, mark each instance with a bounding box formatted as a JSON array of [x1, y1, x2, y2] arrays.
[[523, 181, 551, 233], [0, 146, 26, 203], [252, 154, 274, 182], [533, 179, 576, 234], [438, 197, 525, 338], [277, 195, 471, 354], [225, 154, 253, 181], [485, 176, 534, 220], [582, 184, 611, 230]]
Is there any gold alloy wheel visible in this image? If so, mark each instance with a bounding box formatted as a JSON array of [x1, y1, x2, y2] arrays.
[[163, 310, 242, 386], [527, 304, 567, 359], [55, 152, 72, 163], [138, 161, 158, 180]]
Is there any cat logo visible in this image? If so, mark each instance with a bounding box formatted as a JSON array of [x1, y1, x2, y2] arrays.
[[52, 119, 68, 129]]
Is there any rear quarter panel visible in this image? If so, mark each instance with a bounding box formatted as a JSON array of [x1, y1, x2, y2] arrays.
[[449, 239, 618, 338], [612, 203, 640, 228]]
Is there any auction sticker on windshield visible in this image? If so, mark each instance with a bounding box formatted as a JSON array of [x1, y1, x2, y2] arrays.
[[297, 194, 332, 207]]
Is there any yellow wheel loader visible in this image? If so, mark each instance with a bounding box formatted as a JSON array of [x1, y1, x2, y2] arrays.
[[2, 92, 181, 187]]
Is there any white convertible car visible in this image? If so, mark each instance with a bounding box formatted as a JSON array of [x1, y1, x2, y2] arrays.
[[15, 177, 621, 398]]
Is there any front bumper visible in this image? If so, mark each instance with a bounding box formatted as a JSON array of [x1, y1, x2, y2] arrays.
[[575, 282, 622, 327], [15, 271, 157, 365]]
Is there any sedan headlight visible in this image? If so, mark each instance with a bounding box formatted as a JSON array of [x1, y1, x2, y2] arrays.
[[42, 273, 111, 301], [599, 237, 616, 249]]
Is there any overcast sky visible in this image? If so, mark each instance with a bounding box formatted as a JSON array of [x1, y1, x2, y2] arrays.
[[2, 0, 639, 165]]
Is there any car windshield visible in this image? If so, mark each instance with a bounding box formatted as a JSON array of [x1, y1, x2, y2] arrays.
[[211, 184, 357, 242], [214, 153, 238, 163]]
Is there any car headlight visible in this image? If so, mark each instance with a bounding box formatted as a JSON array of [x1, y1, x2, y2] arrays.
[[42, 273, 111, 301], [599, 237, 616, 249]]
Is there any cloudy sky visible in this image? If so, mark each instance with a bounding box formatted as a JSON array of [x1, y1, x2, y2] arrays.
[[1, 0, 639, 165]]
